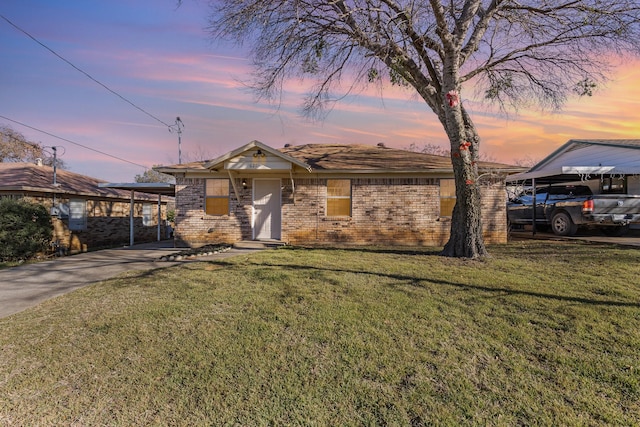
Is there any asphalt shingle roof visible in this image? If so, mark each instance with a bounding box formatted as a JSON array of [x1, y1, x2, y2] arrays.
[[157, 143, 520, 173], [0, 163, 159, 200], [278, 143, 517, 171]]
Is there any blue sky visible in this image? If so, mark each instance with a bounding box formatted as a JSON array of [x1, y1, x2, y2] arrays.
[[2, 0, 640, 182]]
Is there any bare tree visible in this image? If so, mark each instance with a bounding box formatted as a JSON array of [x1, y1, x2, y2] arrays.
[[406, 142, 450, 157], [181, 144, 218, 163], [203, 0, 640, 258], [1, 125, 68, 169], [135, 165, 176, 184], [512, 154, 541, 168], [407, 142, 497, 162]]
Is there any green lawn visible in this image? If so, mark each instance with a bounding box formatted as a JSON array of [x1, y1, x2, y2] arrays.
[[1, 241, 639, 425]]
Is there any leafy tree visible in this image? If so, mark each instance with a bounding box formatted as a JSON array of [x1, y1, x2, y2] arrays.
[[0, 198, 53, 261], [0, 125, 68, 169], [203, 0, 640, 258], [135, 165, 176, 183]]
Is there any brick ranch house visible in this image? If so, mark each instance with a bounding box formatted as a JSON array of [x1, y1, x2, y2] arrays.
[[156, 141, 523, 247], [0, 162, 173, 253]]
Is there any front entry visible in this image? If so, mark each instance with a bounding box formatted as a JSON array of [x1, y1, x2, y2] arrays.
[[253, 178, 281, 240]]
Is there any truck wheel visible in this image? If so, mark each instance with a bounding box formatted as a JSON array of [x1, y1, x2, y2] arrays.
[[551, 212, 577, 236], [602, 225, 630, 237]]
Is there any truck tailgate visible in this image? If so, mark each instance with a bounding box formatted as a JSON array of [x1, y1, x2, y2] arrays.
[[593, 195, 640, 215]]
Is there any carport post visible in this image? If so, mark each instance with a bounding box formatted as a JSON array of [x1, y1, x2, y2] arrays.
[[157, 194, 161, 241], [532, 178, 537, 236], [130, 190, 135, 246]]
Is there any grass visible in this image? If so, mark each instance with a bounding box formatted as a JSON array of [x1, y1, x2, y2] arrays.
[[1, 240, 639, 425], [0, 261, 17, 270]]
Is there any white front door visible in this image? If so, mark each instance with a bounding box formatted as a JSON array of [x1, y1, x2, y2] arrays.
[[253, 179, 281, 240]]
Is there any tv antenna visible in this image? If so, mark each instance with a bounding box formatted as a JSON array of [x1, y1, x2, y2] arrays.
[[169, 117, 184, 164], [42, 145, 66, 186]]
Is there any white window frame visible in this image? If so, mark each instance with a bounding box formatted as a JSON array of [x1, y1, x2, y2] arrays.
[[68, 198, 87, 231], [142, 203, 153, 226]]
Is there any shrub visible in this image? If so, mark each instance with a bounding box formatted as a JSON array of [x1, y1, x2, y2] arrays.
[[166, 208, 176, 224], [0, 198, 53, 261]]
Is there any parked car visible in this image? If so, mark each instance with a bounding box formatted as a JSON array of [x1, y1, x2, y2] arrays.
[[507, 184, 640, 236]]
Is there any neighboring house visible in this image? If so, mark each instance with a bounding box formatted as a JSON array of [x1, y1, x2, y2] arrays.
[[156, 141, 523, 247], [0, 162, 173, 253], [506, 139, 640, 193]]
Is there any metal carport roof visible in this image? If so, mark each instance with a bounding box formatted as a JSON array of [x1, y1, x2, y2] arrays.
[[98, 183, 175, 246], [506, 139, 640, 185]]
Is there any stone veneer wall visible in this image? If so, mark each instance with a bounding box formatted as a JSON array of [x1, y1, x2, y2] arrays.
[[174, 176, 508, 247], [2, 194, 169, 253]]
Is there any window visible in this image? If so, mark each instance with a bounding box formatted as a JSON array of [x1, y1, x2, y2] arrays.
[[69, 199, 87, 230], [439, 179, 456, 217], [601, 177, 626, 194], [142, 204, 153, 226], [205, 179, 230, 215], [327, 179, 351, 216]]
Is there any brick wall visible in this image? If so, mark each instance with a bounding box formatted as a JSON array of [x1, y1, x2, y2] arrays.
[[4, 193, 170, 253], [174, 178, 251, 246], [174, 176, 508, 247], [479, 178, 509, 244]]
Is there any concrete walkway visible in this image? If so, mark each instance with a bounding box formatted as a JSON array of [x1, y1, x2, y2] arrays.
[[0, 241, 257, 319]]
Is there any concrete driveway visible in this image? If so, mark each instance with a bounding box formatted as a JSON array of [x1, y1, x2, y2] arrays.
[[510, 229, 640, 247], [0, 241, 253, 319]]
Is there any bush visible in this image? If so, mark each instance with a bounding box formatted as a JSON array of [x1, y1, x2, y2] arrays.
[[0, 198, 53, 261]]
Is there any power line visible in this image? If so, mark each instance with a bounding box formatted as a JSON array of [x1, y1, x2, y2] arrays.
[[0, 13, 173, 129], [0, 114, 149, 170]]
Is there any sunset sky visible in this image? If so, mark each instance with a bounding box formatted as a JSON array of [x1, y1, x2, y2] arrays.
[[2, 0, 640, 182]]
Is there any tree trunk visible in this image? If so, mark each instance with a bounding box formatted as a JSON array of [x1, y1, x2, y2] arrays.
[[441, 175, 487, 258], [440, 102, 487, 259]]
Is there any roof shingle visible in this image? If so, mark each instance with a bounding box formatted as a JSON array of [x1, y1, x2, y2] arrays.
[[0, 163, 158, 200], [278, 143, 516, 171]]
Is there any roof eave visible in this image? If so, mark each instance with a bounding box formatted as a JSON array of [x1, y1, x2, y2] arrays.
[[153, 166, 211, 174], [307, 167, 522, 173], [0, 186, 159, 200], [570, 139, 640, 150]]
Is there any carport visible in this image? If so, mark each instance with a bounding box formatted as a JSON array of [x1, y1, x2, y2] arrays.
[[508, 139, 640, 184], [98, 182, 175, 246], [506, 139, 640, 234]]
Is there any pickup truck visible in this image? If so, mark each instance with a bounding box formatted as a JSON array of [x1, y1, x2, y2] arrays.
[[507, 184, 640, 236]]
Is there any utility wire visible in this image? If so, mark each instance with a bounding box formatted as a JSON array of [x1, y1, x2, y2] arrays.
[[0, 114, 149, 170], [0, 13, 173, 129]]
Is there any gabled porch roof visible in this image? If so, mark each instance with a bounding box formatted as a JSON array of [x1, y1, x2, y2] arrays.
[[205, 140, 312, 172]]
